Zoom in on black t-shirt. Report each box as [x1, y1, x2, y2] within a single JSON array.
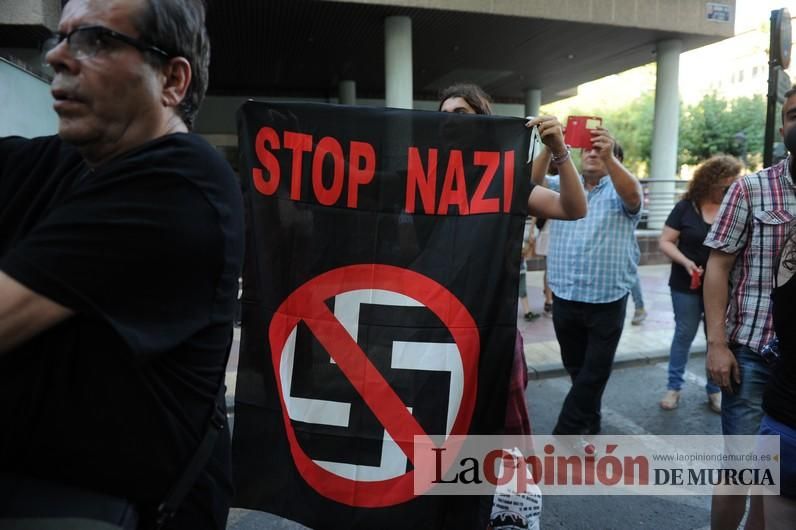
[[0, 134, 244, 529], [763, 268, 796, 427], [665, 199, 711, 294]]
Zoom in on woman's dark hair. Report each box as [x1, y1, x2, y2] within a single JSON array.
[[133, 0, 210, 130], [612, 142, 624, 163], [438, 83, 494, 115], [682, 154, 743, 205]]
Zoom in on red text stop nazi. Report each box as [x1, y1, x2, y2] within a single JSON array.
[[251, 127, 516, 215]]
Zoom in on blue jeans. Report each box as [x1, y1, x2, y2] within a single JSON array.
[[518, 271, 527, 299], [666, 290, 719, 394], [759, 415, 796, 497], [722, 345, 771, 435], [630, 276, 644, 309]]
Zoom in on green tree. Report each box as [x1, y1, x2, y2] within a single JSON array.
[[559, 93, 656, 176], [602, 91, 655, 176], [546, 91, 765, 175], [679, 93, 765, 166]]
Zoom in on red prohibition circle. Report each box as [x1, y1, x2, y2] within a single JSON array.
[[269, 264, 479, 507]]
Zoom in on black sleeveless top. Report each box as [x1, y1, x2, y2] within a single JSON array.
[[763, 270, 796, 427]]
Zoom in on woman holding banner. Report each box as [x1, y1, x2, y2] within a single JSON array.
[[438, 83, 586, 435], [438, 83, 586, 424], [439, 83, 585, 530], [438, 84, 587, 221]]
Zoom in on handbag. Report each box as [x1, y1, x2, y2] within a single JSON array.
[[0, 383, 227, 530]]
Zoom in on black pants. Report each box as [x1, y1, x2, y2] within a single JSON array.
[[551, 294, 628, 435]]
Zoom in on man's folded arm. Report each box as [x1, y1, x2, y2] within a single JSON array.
[[0, 270, 73, 355]]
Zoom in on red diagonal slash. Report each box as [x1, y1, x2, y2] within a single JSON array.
[[269, 264, 480, 507], [302, 302, 432, 465]]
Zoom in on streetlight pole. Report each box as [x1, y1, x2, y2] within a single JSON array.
[[764, 8, 792, 168]]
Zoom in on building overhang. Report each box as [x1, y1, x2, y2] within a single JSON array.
[[1, 0, 736, 105], [205, 0, 736, 104]]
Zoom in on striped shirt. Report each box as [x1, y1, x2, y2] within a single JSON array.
[[704, 157, 796, 353], [545, 175, 641, 303]]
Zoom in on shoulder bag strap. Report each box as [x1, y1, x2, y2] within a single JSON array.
[[155, 380, 228, 529]]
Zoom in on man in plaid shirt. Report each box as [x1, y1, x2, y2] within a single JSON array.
[[704, 87, 796, 529], [533, 128, 642, 437]]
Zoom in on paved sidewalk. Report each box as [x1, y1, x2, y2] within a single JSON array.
[[518, 263, 706, 379]]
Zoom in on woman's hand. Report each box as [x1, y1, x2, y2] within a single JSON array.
[[526, 115, 567, 156], [682, 260, 703, 277]]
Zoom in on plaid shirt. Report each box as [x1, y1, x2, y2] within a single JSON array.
[[545, 175, 641, 303], [704, 157, 796, 353]]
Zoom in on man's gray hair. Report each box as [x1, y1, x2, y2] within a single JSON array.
[[134, 0, 210, 130]]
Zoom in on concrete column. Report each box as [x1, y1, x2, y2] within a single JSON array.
[[339, 80, 356, 105], [384, 16, 413, 109], [647, 39, 682, 230], [0, 0, 60, 28], [524, 88, 541, 118]]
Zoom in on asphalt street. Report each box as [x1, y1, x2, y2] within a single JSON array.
[[227, 357, 738, 530], [528, 358, 721, 530]]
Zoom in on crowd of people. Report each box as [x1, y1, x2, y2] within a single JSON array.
[[0, 0, 794, 528], [516, 88, 796, 528], [441, 79, 796, 527]]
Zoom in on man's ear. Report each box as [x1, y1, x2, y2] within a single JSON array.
[[160, 57, 191, 109]]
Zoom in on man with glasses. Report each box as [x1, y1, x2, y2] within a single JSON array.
[[703, 88, 796, 529], [531, 128, 642, 440], [0, 1, 242, 529]]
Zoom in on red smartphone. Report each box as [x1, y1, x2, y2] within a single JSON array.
[[564, 116, 603, 149]]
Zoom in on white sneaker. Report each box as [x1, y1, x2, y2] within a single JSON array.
[[660, 389, 680, 410], [708, 392, 721, 414]]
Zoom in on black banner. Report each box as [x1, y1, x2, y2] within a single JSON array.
[[232, 101, 531, 529]]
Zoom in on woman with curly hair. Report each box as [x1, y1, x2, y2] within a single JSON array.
[[658, 154, 743, 412]]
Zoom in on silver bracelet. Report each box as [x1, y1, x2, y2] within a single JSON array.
[[550, 147, 571, 166]]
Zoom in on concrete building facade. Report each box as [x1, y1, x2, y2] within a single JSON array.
[[1, 0, 737, 223]]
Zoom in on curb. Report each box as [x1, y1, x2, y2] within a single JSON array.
[[226, 348, 709, 408], [527, 348, 707, 380]]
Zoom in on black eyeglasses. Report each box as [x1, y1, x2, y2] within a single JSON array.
[[42, 25, 170, 63]]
